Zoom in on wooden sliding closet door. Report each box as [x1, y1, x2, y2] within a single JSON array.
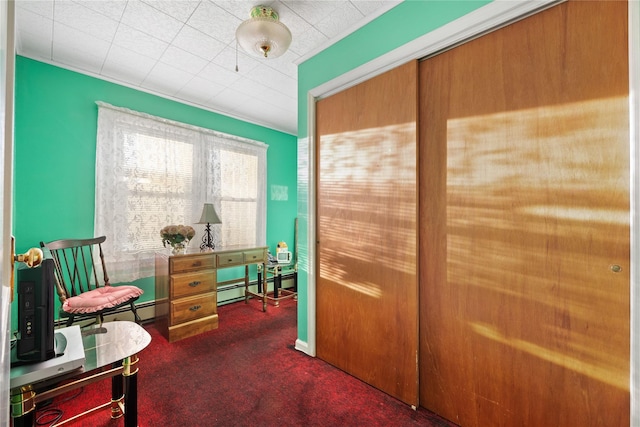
[[419, 1, 629, 426], [316, 61, 418, 405]]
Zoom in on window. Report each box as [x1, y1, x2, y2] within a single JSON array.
[[95, 102, 267, 283]]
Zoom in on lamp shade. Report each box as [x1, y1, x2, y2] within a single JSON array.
[[197, 203, 221, 225], [236, 6, 291, 58]]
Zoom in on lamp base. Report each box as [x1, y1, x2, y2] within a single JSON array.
[[200, 224, 215, 252]]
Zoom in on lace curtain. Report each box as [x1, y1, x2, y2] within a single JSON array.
[[95, 102, 267, 283]]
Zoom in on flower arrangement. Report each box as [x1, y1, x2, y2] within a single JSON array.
[[161, 225, 196, 254]]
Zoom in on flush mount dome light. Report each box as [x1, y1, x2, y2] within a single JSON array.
[[236, 5, 292, 58]]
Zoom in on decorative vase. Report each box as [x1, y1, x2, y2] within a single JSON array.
[[171, 240, 189, 255]]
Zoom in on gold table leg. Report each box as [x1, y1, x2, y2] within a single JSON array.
[[10, 385, 36, 426]]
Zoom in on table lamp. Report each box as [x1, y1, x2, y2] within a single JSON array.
[[197, 203, 222, 251]]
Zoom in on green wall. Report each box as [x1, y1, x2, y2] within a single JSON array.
[[12, 56, 297, 328], [295, 1, 491, 343]]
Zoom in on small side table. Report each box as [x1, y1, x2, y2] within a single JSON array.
[[10, 321, 151, 427], [257, 261, 297, 307]]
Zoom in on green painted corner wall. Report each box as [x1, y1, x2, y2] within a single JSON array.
[[295, 0, 491, 343], [12, 56, 297, 329]]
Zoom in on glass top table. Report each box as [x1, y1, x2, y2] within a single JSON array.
[[10, 321, 151, 427]]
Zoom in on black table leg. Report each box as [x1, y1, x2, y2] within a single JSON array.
[[123, 354, 139, 427], [274, 267, 281, 299], [293, 268, 298, 292], [111, 361, 124, 419]]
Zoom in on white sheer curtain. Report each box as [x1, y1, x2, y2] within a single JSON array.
[[95, 101, 267, 283]]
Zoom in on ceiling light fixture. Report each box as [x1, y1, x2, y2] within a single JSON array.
[[236, 5, 292, 59]]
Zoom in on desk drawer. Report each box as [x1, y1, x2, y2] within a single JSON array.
[[244, 249, 266, 263], [171, 293, 217, 324], [171, 270, 216, 299], [170, 254, 215, 274], [217, 252, 244, 267]]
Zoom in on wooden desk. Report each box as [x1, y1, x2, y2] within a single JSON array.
[[10, 322, 151, 427], [155, 246, 268, 342]]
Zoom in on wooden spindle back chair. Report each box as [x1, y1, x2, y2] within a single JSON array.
[[40, 236, 143, 327]]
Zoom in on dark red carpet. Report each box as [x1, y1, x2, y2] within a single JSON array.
[[37, 298, 457, 426]]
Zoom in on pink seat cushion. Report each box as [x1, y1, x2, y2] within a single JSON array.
[[62, 285, 143, 314]]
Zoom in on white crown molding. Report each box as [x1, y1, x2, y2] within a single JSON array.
[[309, 0, 563, 99]]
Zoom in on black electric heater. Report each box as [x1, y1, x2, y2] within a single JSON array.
[[15, 258, 56, 363]]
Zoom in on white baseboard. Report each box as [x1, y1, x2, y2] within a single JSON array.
[[295, 338, 311, 355]]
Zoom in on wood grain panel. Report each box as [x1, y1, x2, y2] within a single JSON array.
[[419, 1, 629, 425], [316, 60, 419, 405], [171, 270, 216, 299]]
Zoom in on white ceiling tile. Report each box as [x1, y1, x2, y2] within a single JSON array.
[[141, 0, 200, 23], [211, 45, 260, 74], [211, 1, 273, 21], [15, 8, 53, 57], [264, 50, 299, 79], [53, 1, 119, 42], [102, 45, 157, 85], [142, 62, 195, 95], [235, 79, 294, 109], [101, 67, 146, 87], [271, 2, 311, 35], [112, 24, 168, 60], [234, 97, 293, 126], [289, 25, 328, 56], [199, 61, 242, 87], [229, 76, 269, 99], [176, 75, 226, 104], [243, 65, 296, 98], [160, 45, 208, 74], [120, 1, 184, 43], [350, 1, 395, 16], [173, 25, 226, 61], [16, 0, 53, 19], [16, 0, 54, 19], [52, 42, 104, 74], [15, 3, 49, 26], [53, 23, 111, 63], [256, 89, 293, 111], [187, 1, 241, 45], [315, 2, 363, 38], [16, 30, 53, 60], [209, 87, 254, 113], [76, 0, 127, 21], [281, 0, 340, 26]]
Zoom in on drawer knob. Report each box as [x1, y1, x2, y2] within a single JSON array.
[[227, 259, 233, 262], [191, 261, 202, 267], [189, 281, 201, 287], [189, 305, 202, 312]]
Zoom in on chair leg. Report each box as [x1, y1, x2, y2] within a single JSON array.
[[130, 301, 142, 324]]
